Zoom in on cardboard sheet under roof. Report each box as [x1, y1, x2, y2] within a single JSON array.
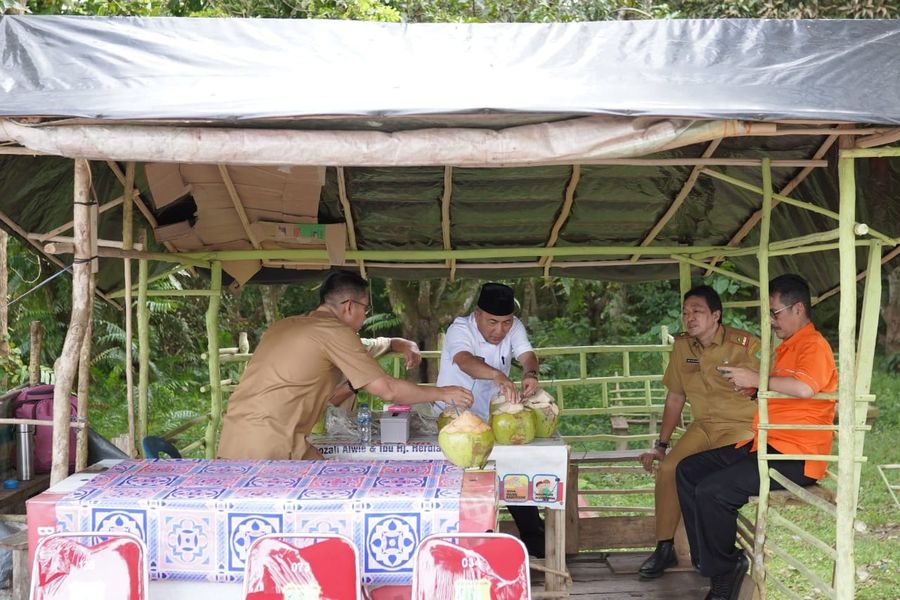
[[0, 16, 898, 296]]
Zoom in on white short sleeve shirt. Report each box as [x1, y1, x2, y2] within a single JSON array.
[[435, 313, 534, 421]]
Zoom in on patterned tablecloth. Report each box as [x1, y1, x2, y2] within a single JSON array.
[[312, 434, 569, 509], [26, 458, 497, 586]]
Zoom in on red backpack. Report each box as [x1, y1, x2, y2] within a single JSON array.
[[14, 384, 78, 474]]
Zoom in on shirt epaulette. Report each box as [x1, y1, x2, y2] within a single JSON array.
[[725, 327, 751, 347], [674, 332, 691, 342]]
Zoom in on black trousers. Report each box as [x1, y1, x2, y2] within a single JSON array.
[[507, 505, 544, 551], [675, 444, 815, 578]]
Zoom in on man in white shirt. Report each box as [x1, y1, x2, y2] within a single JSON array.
[[436, 283, 540, 420], [436, 282, 544, 557]]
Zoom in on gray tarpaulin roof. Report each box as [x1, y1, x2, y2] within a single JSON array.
[[0, 16, 898, 296], [3, 17, 900, 123]]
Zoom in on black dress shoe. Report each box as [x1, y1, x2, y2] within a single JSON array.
[[704, 551, 750, 600], [638, 540, 677, 579]]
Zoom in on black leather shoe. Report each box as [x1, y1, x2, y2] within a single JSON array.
[[638, 540, 677, 579], [704, 551, 750, 600]]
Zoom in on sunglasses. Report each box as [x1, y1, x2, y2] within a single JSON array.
[[769, 302, 797, 320]]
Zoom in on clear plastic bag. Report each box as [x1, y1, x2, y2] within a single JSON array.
[[410, 404, 438, 436]]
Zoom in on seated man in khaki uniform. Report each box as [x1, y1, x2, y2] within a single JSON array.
[[637, 285, 759, 578], [217, 270, 473, 460]]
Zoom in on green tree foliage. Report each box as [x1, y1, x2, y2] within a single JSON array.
[[23, 0, 900, 19]]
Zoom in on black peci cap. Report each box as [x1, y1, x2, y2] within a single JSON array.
[[476, 282, 515, 316]]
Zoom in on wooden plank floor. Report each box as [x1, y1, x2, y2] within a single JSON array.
[[534, 551, 711, 599]]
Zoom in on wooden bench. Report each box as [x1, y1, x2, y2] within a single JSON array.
[[565, 449, 654, 554], [0, 474, 51, 514]]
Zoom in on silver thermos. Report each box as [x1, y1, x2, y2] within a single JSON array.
[[16, 424, 34, 481]]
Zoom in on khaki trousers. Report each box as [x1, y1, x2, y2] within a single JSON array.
[[654, 420, 754, 539]]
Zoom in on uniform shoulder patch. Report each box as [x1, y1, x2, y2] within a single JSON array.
[[725, 328, 750, 347]]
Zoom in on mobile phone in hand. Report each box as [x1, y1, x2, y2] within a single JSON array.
[[716, 366, 731, 376]]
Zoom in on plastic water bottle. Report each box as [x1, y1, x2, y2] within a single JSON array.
[[357, 403, 372, 444]]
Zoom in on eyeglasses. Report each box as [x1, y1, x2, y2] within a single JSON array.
[[769, 302, 797, 320], [343, 299, 373, 316]]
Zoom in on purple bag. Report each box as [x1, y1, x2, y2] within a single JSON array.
[[14, 384, 78, 474]]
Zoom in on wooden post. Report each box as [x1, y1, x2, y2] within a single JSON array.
[[834, 146, 859, 599], [137, 233, 150, 447], [136, 254, 148, 442], [28, 321, 43, 386], [854, 241, 882, 500], [51, 158, 93, 485], [204, 261, 223, 458], [0, 229, 8, 389], [751, 157, 774, 597], [75, 272, 95, 472], [564, 462, 580, 555], [678, 261, 691, 299], [123, 162, 136, 457]]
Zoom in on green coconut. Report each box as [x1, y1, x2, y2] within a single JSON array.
[[310, 411, 326, 434], [491, 407, 536, 445], [437, 408, 458, 433], [525, 390, 560, 438], [437, 411, 495, 469]]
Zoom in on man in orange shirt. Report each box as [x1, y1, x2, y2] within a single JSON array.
[[675, 274, 837, 600]]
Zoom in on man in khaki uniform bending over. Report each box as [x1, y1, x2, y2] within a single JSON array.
[[217, 270, 473, 460], [637, 285, 759, 578]]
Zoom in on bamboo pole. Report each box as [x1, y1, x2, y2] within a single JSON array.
[[816, 245, 900, 305], [700, 168, 893, 244], [704, 132, 842, 275], [138, 248, 150, 449], [833, 147, 858, 599], [0, 209, 120, 309], [28, 321, 42, 385], [43, 242, 208, 268], [853, 128, 900, 149], [0, 418, 86, 428], [104, 161, 184, 257], [35, 193, 128, 242], [336, 167, 365, 278], [51, 158, 93, 485], [204, 261, 223, 459], [632, 139, 721, 262], [48, 242, 746, 262], [123, 162, 136, 458], [752, 157, 774, 597], [853, 242, 882, 506], [219, 165, 261, 249], [672, 255, 759, 288], [180, 245, 731, 261], [75, 270, 95, 471], [29, 234, 143, 250], [440, 166, 455, 280], [0, 229, 7, 389], [107, 264, 194, 298], [541, 164, 581, 278]]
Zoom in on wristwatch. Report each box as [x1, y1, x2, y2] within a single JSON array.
[[523, 370, 539, 379], [655, 439, 669, 451]]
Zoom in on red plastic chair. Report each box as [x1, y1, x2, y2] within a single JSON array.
[[411, 533, 531, 600], [29, 531, 149, 600], [243, 533, 363, 600]]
